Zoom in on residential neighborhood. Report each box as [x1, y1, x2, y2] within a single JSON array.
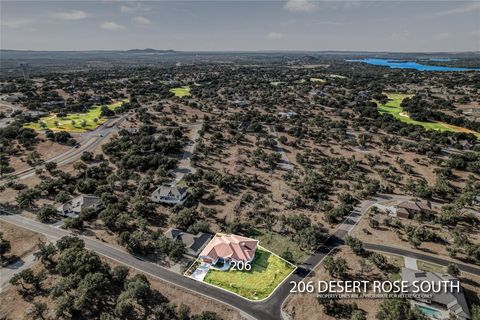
[[151, 183, 189, 205], [56, 194, 102, 217], [1, 1, 480, 319], [401, 267, 471, 320]]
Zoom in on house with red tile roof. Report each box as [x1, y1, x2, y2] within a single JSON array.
[[199, 233, 259, 265]]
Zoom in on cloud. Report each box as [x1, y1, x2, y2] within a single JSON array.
[[100, 21, 125, 31], [120, 3, 148, 14], [434, 32, 451, 40], [52, 10, 90, 20], [134, 16, 151, 25], [0, 18, 34, 29], [267, 32, 284, 40], [284, 0, 317, 12], [431, 2, 480, 17], [389, 30, 410, 41], [469, 30, 480, 38]]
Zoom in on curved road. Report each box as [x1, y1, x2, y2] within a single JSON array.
[[1, 212, 479, 320], [2, 196, 479, 320], [1, 115, 127, 183]]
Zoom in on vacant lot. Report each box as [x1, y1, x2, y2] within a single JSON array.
[[255, 231, 307, 264], [170, 86, 191, 97], [1, 221, 45, 262], [378, 93, 480, 138], [203, 247, 295, 300], [24, 100, 127, 132]]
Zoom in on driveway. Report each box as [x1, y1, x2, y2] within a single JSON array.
[[189, 262, 211, 282]]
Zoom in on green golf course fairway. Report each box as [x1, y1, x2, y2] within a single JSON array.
[[24, 99, 128, 133], [203, 247, 295, 301], [170, 86, 191, 97], [378, 93, 480, 138]]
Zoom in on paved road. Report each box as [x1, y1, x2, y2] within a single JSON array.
[[364, 243, 480, 276], [0, 198, 375, 320], [0, 98, 22, 128], [0, 213, 268, 320], [268, 126, 293, 171], [0, 115, 127, 183], [172, 122, 202, 184], [2, 197, 480, 319], [0, 253, 36, 291]]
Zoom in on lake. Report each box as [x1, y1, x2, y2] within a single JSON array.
[[346, 58, 479, 72]]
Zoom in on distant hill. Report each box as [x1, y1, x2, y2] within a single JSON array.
[[126, 48, 176, 54]]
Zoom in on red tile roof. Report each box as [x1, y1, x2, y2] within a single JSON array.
[[200, 234, 258, 262]]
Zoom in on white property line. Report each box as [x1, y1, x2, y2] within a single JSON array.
[[0, 216, 257, 320], [184, 240, 297, 304], [279, 199, 377, 320]]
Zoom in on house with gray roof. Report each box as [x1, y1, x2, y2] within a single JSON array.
[[57, 194, 102, 217], [164, 228, 212, 257], [401, 267, 471, 320], [396, 200, 436, 219], [151, 184, 189, 205]]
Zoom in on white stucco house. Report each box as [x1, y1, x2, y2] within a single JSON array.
[[151, 184, 189, 205], [57, 194, 102, 217]]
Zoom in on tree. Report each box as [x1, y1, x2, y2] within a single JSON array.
[[37, 204, 57, 223], [112, 265, 129, 286], [178, 304, 190, 320], [63, 216, 84, 230], [73, 272, 111, 315], [16, 188, 39, 208], [27, 301, 47, 320], [56, 246, 105, 277], [351, 309, 366, 320], [191, 311, 221, 320], [376, 299, 427, 320], [281, 250, 294, 263], [323, 256, 347, 278], [55, 191, 71, 204], [0, 232, 11, 261], [298, 225, 327, 250], [369, 218, 380, 229], [34, 240, 57, 268], [168, 240, 186, 261], [368, 252, 388, 271], [54, 294, 74, 319], [101, 106, 115, 117], [81, 151, 94, 162], [359, 259, 372, 276], [345, 236, 364, 255], [170, 208, 199, 230], [45, 161, 57, 172], [471, 305, 480, 320], [56, 236, 85, 252], [10, 268, 45, 296], [447, 263, 460, 277]]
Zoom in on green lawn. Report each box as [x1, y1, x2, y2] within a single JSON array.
[[417, 260, 446, 273], [378, 93, 480, 138], [170, 86, 191, 97], [24, 99, 128, 133], [203, 247, 296, 300], [255, 231, 307, 263]]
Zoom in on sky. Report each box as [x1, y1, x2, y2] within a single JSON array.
[[1, 0, 479, 52]]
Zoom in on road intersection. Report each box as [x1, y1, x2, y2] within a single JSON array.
[[2, 196, 479, 320]]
